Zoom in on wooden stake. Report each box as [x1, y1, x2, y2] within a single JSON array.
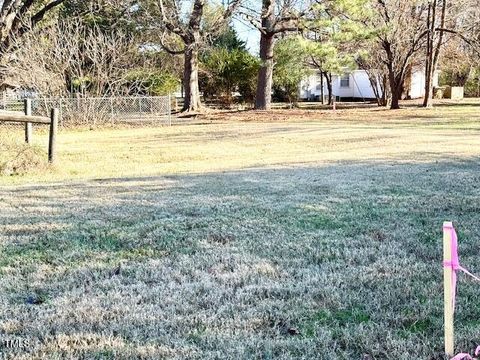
[[443, 221, 454, 356], [24, 99, 32, 144], [48, 108, 59, 164]]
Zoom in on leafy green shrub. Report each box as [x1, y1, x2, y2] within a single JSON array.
[[464, 68, 480, 97], [200, 48, 260, 104], [125, 70, 180, 96], [273, 37, 311, 104], [440, 67, 480, 98]]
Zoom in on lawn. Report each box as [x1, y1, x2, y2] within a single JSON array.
[[1, 101, 480, 359]]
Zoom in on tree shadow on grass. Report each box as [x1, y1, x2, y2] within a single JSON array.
[[1, 159, 480, 359]]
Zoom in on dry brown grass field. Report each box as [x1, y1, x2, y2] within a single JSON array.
[[1, 100, 480, 359]]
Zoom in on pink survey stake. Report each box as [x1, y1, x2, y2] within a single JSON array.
[[443, 223, 480, 309], [443, 223, 480, 360]]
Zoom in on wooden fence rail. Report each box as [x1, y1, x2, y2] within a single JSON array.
[[0, 112, 50, 124], [0, 99, 59, 163]]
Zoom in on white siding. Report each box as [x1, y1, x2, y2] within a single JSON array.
[[299, 71, 378, 100], [299, 68, 439, 101], [335, 73, 352, 98], [299, 73, 322, 100], [350, 71, 376, 99], [433, 71, 439, 88], [409, 70, 426, 99], [409, 69, 440, 99]]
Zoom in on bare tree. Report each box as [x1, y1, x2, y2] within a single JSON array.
[[460, 1, 480, 52], [425, 0, 480, 102], [440, 38, 475, 87], [7, 20, 140, 96], [365, 1, 429, 109], [423, 0, 447, 107], [357, 47, 390, 107], [153, 0, 241, 112], [240, 0, 311, 110], [0, 0, 65, 59], [364, 0, 478, 109]]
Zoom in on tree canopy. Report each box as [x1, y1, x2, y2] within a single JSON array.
[[1, 0, 480, 111]]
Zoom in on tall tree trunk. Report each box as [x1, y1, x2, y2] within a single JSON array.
[[390, 87, 402, 109], [365, 71, 382, 106], [382, 41, 407, 109], [423, 66, 434, 107], [380, 75, 389, 107], [423, 0, 435, 107], [320, 72, 324, 104], [423, 0, 446, 108], [403, 64, 413, 99], [322, 71, 333, 105], [389, 70, 403, 110], [255, 33, 275, 110], [183, 46, 202, 112], [254, 0, 276, 110]]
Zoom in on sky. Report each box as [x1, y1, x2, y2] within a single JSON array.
[[179, 0, 261, 55], [233, 18, 260, 54]]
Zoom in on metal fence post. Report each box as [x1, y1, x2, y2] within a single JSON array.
[[59, 98, 63, 128], [168, 94, 172, 126], [91, 98, 96, 127], [110, 97, 114, 125], [150, 97, 155, 126]]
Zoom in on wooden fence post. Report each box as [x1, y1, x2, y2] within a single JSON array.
[[443, 221, 454, 356], [48, 108, 59, 163], [24, 99, 32, 144]]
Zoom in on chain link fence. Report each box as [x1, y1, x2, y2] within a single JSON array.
[[0, 95, 174, 127], [0, 97, 25, 134]]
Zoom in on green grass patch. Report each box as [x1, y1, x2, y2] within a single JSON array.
[[2, 102, 480, 358]]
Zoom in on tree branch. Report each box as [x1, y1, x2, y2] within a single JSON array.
[[238, 10, 265, 34], [159, 32, 185, 55], [436, 27, 480, 54], [28, 0, 64, 30]]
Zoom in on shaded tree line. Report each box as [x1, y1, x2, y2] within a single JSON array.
[[1, 0, 480, 112]]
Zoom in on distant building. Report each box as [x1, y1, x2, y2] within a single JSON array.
[[299, 67, 440, 101], [0, 80, 20, 99], [0, 79, 38, 101]]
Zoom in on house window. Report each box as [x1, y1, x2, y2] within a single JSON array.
[[340, 74, 350, 88]]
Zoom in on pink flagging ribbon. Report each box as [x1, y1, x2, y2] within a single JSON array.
[[443, 223, 480, 310], [450, 346, 480, 360], [443, 224, 480, 360]]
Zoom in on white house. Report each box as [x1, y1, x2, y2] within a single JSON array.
[[299, 68, 439, 101]]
